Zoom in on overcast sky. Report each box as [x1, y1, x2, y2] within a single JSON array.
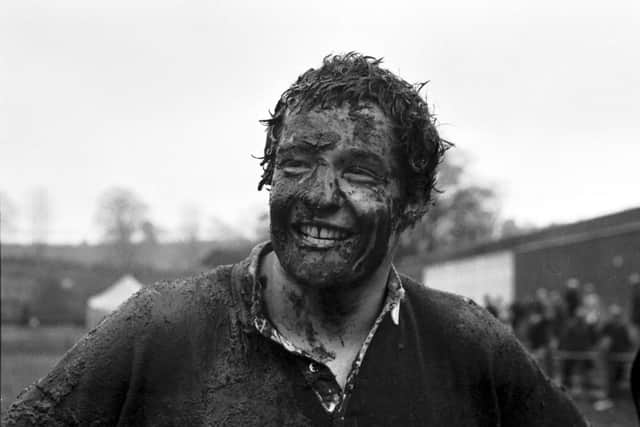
[[1, 0, 639, 243]]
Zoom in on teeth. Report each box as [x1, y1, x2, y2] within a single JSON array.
[[301, 225, 314, 237], [298, 224, 348, 240]]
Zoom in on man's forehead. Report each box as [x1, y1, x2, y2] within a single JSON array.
[[283, 102, 388, 126], [279, 103, 395, 154]]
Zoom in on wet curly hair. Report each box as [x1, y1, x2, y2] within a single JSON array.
[[257, 52, 450, 229]]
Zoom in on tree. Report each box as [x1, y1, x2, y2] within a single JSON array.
[[180, 204, 201, 243], [95, 187, 148, 266], [396, 155, 499, 260], [206, 216, 243, 241], [180, 204, 201, 268], [254, 211, 270, 243], [0, 191, 18, 243], [499, 218, 537, 238], [29, 188, 52, 255], [140, 220, 158, 245]]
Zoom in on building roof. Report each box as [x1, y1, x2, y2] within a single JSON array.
[[421, 207, 640, 265]]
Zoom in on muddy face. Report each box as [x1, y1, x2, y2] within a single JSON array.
[[269, 102, 404, 289]]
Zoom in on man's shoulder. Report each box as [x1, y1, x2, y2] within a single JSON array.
[[399, 274, 512, 347], [150, 264, 235, 303], [118, 264, 240, 329]]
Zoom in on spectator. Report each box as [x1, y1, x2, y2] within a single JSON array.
[[549, 290, 568, 342], [531, 288, 550, 315], [632, 349, 640, 420], [527, 311, 554, 376], [564, 278, 581, 317], [510, 299, 530, 343], [483, 294, 500, 319], [583, 283, 602, 327], [631, 274, 640, 330], [558, 307, 596, 392], [599, 305, 634, 399], [493, 296, 510, 324], [527, 288, 555, 375]]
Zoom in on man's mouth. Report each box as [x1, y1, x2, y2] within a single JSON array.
[[292, 222, 354, 248]]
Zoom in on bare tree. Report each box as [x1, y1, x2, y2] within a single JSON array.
[[180, 204, 201, 243], [254, 210, 270, 243], [207, 216, 242, 241], [140, 220, 159, 245], [95, 187, 147, 266], [0, 191, 18, 243], [500, 218, 537, 238], [180, 204, 202, 268], [396, 156, 499, 260], [29, 188, 52, 255]]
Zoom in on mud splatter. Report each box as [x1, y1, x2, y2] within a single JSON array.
[[349, 107, 377, 143], [286, 288, 305, 318], [303, 322, 336, 362], [302, 130, 341, 149]]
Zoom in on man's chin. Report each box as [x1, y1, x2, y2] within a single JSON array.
[[287, 268, 355, 290], [279, 249, 364, 289]]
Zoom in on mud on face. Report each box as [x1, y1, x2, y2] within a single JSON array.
[[269, 102, 404, 289]]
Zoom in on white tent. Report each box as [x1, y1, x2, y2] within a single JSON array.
[[86, 274, 143, 329]]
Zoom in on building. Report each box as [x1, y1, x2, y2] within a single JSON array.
[[417, 208, 640, 312]]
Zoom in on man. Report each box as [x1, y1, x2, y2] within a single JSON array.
[[632, 348, 640, 420], [4, 53, 587, 426], [565, 278, 582, 317], [599, 305, 634, 400], [558, 307, 596, 393]]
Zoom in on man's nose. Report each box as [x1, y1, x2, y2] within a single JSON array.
[[303, 165, 341, 211]]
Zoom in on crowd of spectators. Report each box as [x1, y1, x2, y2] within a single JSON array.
[[483, 279, 639, 410]]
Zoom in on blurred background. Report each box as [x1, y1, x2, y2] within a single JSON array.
[[1, 0, 639, 424]]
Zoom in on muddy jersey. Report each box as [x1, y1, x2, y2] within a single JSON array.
[[4, 244, 587, 427]]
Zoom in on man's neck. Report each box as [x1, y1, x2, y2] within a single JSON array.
[[260, 251, 391, 365]]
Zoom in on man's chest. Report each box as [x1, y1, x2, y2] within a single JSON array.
[[135, 331, 498, 427], [128, 340, 311, 426]]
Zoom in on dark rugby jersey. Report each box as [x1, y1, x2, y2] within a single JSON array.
[[4, 243, 587, 426]]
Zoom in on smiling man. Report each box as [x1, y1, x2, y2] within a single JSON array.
[[4, 53, 587, 426], [262, 100, 405, 393]]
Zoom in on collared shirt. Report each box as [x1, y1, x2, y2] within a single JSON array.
[[247, 242, 405, 413]]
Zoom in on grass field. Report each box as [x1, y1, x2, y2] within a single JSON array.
[[1, 325, 85, 415], [1, 325, 637, 425]]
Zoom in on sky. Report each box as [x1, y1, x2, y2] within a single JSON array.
[[1, 0, 639, 243]]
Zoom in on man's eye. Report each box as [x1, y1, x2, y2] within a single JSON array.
[[343, 167, 380, 184], [280, 160, 311, 175]]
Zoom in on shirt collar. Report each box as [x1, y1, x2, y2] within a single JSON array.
[[245, 241, 405, 331]]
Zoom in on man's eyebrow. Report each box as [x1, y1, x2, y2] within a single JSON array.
[[276, 145, 389, 169], [342, 147, 386, 165], [276, 145, 312, 157]]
